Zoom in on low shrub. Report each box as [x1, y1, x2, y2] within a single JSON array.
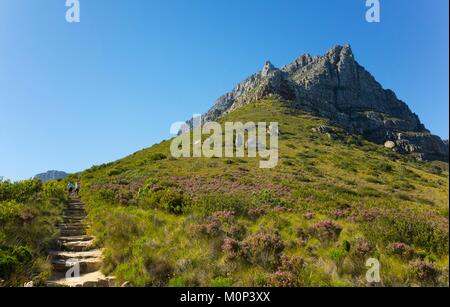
[[242, 230, 285, 269], [0, 180, 42, 203], [387, 242, 414, 259], [168, 276, 187, 287], [409, 260, 440, 284], [0, 246, 33, 279], [189, 194, 254, 217], [279, 255, 304, 275], [360, 209, 449, 256], [352, 238, 373, 259], [267, 271, 297, 287], [209, 277, 233, 287], [247, 207, 267, 220], [222, 237, 240, 260], [149, 153, 167, 161], [309, 220, 343, 242], [137, 186, 188, 215], [329, 247, 348, 270], [108, 168, 126, 177]]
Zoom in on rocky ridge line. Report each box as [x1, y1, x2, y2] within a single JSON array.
[[195, 45, 448, 161]]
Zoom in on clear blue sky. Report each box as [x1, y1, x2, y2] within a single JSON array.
[[0, 0, 448, 181]]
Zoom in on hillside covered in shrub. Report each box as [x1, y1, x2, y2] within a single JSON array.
[[0, 179, 66, 286], [75, 98, 449, 287]]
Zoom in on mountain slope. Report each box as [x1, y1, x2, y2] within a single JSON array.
[[197, 45, 448, 161], [78, 98, 449, 287], [34, 170, 68, 182]]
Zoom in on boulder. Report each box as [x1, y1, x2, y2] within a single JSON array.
[[384, 141, 396, 149]]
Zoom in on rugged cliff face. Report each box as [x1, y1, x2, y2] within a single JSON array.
[[198, 45, 448, 161]]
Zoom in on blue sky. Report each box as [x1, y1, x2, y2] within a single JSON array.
[[0, 0, 448, 181]]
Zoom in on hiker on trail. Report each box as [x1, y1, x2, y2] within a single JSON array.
[[67, 182, 74, 195], [75, 182, 80, 195]]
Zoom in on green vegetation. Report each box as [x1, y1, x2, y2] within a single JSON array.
[[0, 179, 66, 286], [74, 98, 449, 287], [2, 98, 448, 287]]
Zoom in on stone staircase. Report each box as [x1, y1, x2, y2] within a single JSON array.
[[47, 198, 115, 287]]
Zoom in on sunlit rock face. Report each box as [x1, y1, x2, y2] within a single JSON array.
[[191, 45, 448, 161]]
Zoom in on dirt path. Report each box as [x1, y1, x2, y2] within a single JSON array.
[[47, 197, 115, 287]]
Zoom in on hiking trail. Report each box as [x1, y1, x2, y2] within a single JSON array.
[[47, 197, 115, 287]]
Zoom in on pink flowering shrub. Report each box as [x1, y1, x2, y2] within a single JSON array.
[[273, 206, 294, 213], [242, 230, 285, 269], [410, 260, 440, 283], [353, 238, 373, 258], [247, 207, 267, 220], [279, 255, 304, 274], [309, 220, 343, 242], [388, 242, 414, 259], [332, 209, 350, 219], [267, 271, 297, 287], [212, 210, 235, 222], [222, 237, 240, 260]]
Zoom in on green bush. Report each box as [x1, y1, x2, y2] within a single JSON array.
[[160, 190, 187, 215], [329, 247, 348, 268], [209, 277, 233, 287], [137, 185, 188, 215], [149, 153, 167, 161], [361, 210, 449, 255], [0, 246, 33, 279], [43, 181, 67, 202], [242, 230, 285, 270], [0, 180, 42, 202], [0, 179, 64, 286], [168, 276, 187, 287], [108, 168, 126, 177], [373, 161, 393, 173]]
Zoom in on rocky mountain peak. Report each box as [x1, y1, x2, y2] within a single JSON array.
[[326, 44, 354, 59], [193, 45, 449, 161], [34, 170, 68, 182], [261, 61, 277, 77]]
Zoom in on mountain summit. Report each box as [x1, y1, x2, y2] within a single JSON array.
[[200, 45, 448, 161]]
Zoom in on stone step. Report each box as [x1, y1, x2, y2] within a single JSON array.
[[58, 223, 88, 229], [50, 250, 102, 260], [69, 201, 84, 205], [50, 250, 103, 274], [63, 213, 86, 218], [63, 212, 87, 218], [62, 216, 86, 222], [60, 229, 87, 237], [47, 271, 115, 288], [51, 258, 102, 275], [58, 223, 86, 228], [58, 235, 94, 243], [67, 206, 85, 210], [61, 240, 95, 252], [58, 227, 86, 233], [63, 214, 85, 219], [58, 221, 86, 226], [66, 209, 85, 213]]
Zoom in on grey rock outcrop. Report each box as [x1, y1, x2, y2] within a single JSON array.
[[34, 170, 68, 182], [194, 45, 448, 161]]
